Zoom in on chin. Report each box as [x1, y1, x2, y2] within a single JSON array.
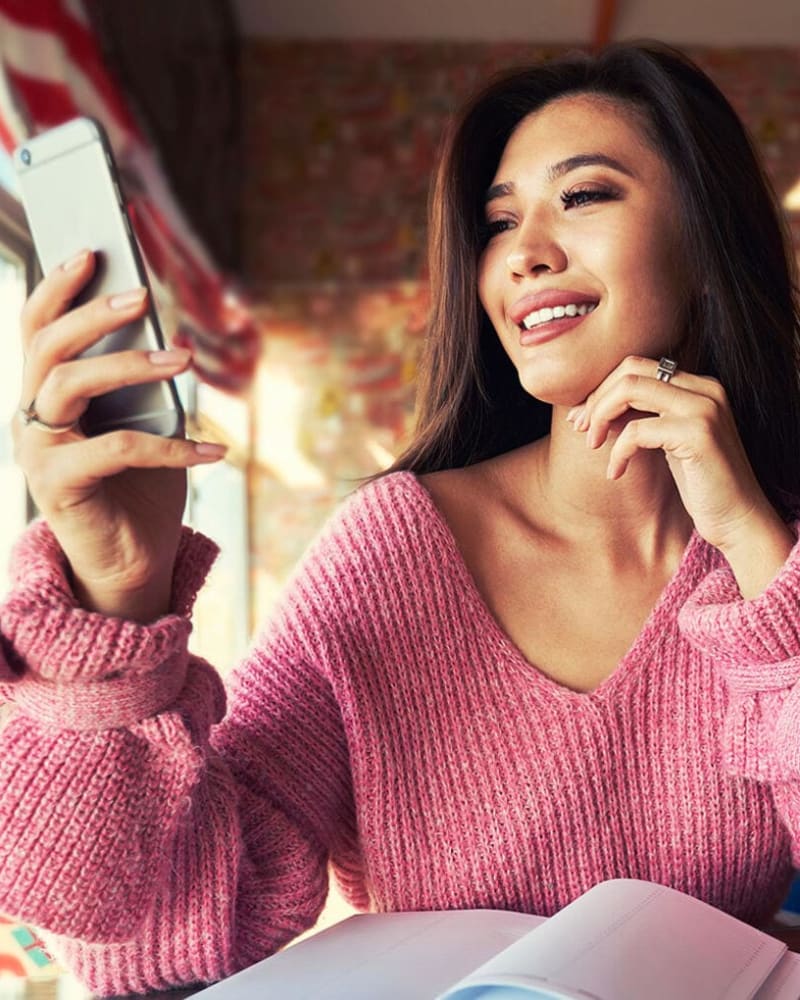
[[515, 367, 596, 408]]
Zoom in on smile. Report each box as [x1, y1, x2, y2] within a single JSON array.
[[520, 302, 597, 330]]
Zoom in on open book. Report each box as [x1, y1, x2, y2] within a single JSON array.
[[193, 878, 800, 1000]]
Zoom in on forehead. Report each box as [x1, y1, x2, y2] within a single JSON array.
[[495, 93, 665, 180]]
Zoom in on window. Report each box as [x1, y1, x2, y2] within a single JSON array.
[[0, 181, 36, 588]]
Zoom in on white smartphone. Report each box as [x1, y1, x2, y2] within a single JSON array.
[[13, 116, 184, 437]]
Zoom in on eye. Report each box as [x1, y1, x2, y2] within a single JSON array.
[[560, 185, 619, 210], [479, 218, 514, 244]]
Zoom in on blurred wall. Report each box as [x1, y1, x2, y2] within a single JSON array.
[[240, 41, 800, 622]]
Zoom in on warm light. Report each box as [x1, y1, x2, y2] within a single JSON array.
[[784, 177, 800, 212], [255, 362, 327, 491]]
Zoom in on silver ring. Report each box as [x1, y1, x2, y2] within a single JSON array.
[[19, 399, 78, 434], [655, 357, 678, 384]]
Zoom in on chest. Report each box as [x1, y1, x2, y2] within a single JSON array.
[[468, 535, 675, 692]]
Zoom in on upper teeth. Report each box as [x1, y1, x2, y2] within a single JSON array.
[[521, 302, 596, 330]]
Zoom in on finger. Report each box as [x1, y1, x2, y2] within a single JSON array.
[[22, 286, 149, 406], [606, 415, 693, 480], [22, 432, 227, 503], [585, 376, 717, 450], [29, 347, 192, 429], [568, 355, 725, 429], [20, 249, 95, 349]]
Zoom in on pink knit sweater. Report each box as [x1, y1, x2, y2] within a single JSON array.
[[1, 471, 800, 995]]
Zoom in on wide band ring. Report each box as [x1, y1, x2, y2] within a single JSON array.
[[19, 399, 78, 435], [655, 357, 678, 384]]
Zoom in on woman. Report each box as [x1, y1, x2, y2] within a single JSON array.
[[2, 41, 800, 996]]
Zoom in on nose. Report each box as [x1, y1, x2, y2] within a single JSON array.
[[505, 220, 568, 276]]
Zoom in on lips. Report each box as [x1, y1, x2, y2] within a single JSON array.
[[508, 290, 600, 328]]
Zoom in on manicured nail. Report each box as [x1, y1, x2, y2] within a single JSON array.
[[109, 288, 147, 310], [194, 442, 227, 458], [149, 349, 190, 366], [62, 249, 90, 271]]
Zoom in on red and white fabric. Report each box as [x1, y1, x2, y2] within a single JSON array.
[[0, 0, 259, 391]]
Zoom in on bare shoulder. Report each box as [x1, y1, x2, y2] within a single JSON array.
[[419, 458, 497, 515], [418, 446, 540, 544]]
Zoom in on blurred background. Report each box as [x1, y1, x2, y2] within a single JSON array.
[[0, 0, 799, 667], [1, 0, 800, 993]]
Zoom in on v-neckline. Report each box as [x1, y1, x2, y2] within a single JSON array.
[[403, 471, 710, 702]]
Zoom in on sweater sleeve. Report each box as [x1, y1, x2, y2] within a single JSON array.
[[0, 517, 357, 996], [678, 524, 800, 858]]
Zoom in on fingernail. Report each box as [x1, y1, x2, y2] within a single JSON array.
[[109, 288, 147, 310], [566, 407, 578, 422], [194, 442, 227, 458], [62, 249, 90, 271], [149, 349, 190, 366]]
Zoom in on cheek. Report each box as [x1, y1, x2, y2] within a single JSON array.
[[476, 246, 506, 321], [609, 224, 686, 321], [476, 252, 492, 315]]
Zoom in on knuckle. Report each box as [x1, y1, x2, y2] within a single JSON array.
[[26, 324, 55, 369], [44, 362, 70, 396], [620, 418, 641, 442], [110, 430, 139, 458], [695, 410, 717, 440], [706, 378, 728, 404], [698, 395, 722, 420], [625, 355, 648, 368]]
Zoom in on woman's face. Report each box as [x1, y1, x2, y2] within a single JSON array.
[[477, 93, 689, 408]]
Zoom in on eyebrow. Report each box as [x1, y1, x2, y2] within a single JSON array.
[[484, 153, 636, 204]]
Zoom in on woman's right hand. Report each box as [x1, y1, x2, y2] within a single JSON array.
[[12, 249, 227, 623]]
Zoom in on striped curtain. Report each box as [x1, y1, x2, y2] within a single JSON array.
[[0, 0, 259, 391]]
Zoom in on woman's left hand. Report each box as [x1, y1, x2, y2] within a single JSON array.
[[567, 354, 795, 595]]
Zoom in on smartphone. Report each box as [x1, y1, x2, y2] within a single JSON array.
[[13, 116, 184, 437]]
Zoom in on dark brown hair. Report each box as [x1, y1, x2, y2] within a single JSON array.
[[388, 41, 800, 518]]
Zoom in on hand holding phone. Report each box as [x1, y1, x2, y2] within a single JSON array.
[[10, 120, 226, 621], [14, 116, 184, 437]]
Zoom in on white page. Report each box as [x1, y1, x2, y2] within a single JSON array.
[[442, 880, 787, 1000], [191, 909, 544, 1000], [754, 950, 800, 999]]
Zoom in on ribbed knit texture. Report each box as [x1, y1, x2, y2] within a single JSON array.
[[1, 471, 800, 996]]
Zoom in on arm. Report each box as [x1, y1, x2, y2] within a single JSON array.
[[0, 520, 355, 996], [678, 525, 800, 824]]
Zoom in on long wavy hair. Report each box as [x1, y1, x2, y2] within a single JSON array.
[[386, 41, 800, 519]]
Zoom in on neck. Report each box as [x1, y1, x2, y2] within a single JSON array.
[[494, 404, 694, 565]]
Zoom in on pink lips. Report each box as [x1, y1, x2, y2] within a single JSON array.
[[508, 290, 600, 328]]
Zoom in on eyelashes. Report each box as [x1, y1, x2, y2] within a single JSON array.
[[479, 184, 620, 243], [559, 185, 619, 209], [480, 219, 513, 240]]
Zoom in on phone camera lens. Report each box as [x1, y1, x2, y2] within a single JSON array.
[[20, 148, 31, 165]]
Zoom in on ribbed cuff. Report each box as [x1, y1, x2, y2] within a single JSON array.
[[678, 524, 800, 691], [0, 520, 218, 685]]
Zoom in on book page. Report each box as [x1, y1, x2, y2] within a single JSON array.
[[192, 908, 545, 1000], [441, 879, 787, 1000], [754, 950, 800, 999]]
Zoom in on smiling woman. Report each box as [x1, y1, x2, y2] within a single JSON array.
[[2, 41, 800, 999]]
